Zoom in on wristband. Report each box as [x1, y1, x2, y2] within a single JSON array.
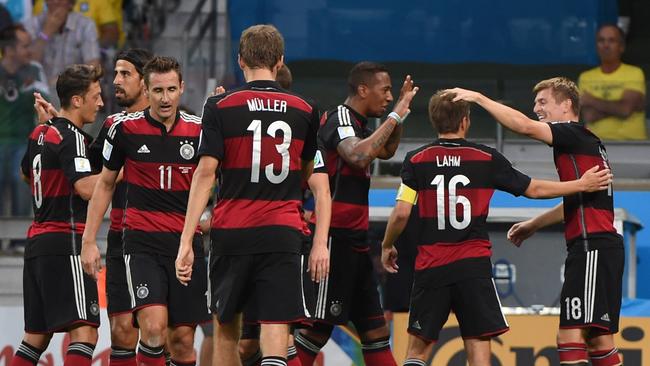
[[388, 111, 403, 124], [38, 31, 50, 42]]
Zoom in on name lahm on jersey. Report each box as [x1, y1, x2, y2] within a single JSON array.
[[246, 97, 288, 113], [436, 155, 461, 167]]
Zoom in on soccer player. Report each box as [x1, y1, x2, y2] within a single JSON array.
[[295, 62, 418, 366], [88, 48, 154, 366], [381, 90, 612, 366], [175, 24, 319, 366], [81, 56, 209, 366], [448, 78, 623, 366], [11, 64, 104, 366]]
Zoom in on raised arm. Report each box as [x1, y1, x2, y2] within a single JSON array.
[[446, 88, 554, 145], [176, 155, 219, 285], [337, 76, 418, 169]]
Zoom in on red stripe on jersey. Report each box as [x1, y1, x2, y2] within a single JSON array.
[[221, 136, 305, 170], [34, 169, 72, 197], [28, 221, 85, 237], [124, 208, 186, 233], [555, 153, 606, 181], [121, 119, 162, 136], [417, 188, 493, 218], [167, 119, 202, 137], [124, 159, 194, 191], [329, 201, 369, 231], [564, 207, 616, 242], [415, 239, 491, 270], [216, 90, 313, 114], [411, 146, 492, 164], [212, 199, 303, 230], [110, 208, 124, 232]]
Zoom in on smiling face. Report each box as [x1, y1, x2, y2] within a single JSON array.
[[533, 88, 571, 122], [145, 70, 183, 124], [362, 71, 393, 118]]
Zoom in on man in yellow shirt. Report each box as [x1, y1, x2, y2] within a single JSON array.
[[34, 0, 123, 48], [578, 24, 646, 140]]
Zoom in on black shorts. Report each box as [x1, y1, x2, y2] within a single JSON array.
[[560, 247, 624, 334], [408, 277, 509, 341], [23, 255, 100, 333], [210, 252, 309, 324], [124, 252, 210, 327], [312, 237, 385, 332], [106, 231, 131, 316]]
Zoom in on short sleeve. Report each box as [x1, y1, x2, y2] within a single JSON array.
[[624, 67, 646, 95], [21, 145, 31, 178], [318, 106, 363, 150], [197, 98, 224, 160], [301, 104, 320, 161], [89, 119, 112, 171], [57, 128, 94, 184], [396, 154, 418, 204], [313, 135, 328, 174], [490, 150, 531, 196], [548, 122, 583, 150], [102, 122, 126, 171]]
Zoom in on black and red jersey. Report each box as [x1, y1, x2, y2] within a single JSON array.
[[21, 118, 99, 258], [199, 80, 319, 255], [313, 104, 372, 246], [401, 138, 531, 285], [103, 109, 202, 256], [90, 112, 128, 256], [548, 121, 623, 250]]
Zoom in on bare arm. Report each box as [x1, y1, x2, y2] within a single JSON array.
[[523, 166, 612, 199], [176, 155, 219, 284], [581, 90, 645, 119], [337, 76, 418, 168], [73, 174, 100, 201], [307, 172, 331, 282], [29, 8, 68, 63], [507, 203, 564, 247], [447, 88, 554, 145], [380, 200, 413, 273], [80, 168, 119, 278]]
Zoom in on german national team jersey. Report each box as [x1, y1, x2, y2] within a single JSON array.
[[103, 109, 202, 256], [21, 118, 99, 258], [548, 121, 623, 249], [199, 80, 319, 255], [399, 138, 531, 285], [90, 112, 128, 255], [313, 104, 372, 245]]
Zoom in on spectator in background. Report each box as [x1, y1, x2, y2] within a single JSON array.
[[578, 24, 646, 140], [0, 24, 49, 217], [24, 0, 99, 106]]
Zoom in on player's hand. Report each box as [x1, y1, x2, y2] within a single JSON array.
[[175, 244, 194, 286], [381, 245, 399, 273], [444, 87, 483, 103], [391, 75, 419, 119], [210, 86, 226, 96], [580, 165, 612, 192], [507, 220, 537, 247], [308, 237, 329, 283], [33, 92, 57, 123], [80, 239, 102, 280]]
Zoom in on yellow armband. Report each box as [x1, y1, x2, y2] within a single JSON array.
[[396, 183, 418, 204]]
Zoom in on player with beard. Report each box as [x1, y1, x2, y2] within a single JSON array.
[[89, 48, 154, 366]]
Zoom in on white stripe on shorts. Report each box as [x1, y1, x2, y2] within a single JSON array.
[[124, 254, 136, 308]]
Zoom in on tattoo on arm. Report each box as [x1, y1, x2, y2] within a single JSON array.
[[371, 123, 396, 150]]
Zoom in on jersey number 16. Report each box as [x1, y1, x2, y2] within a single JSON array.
[[430, 174, 471, 230]]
